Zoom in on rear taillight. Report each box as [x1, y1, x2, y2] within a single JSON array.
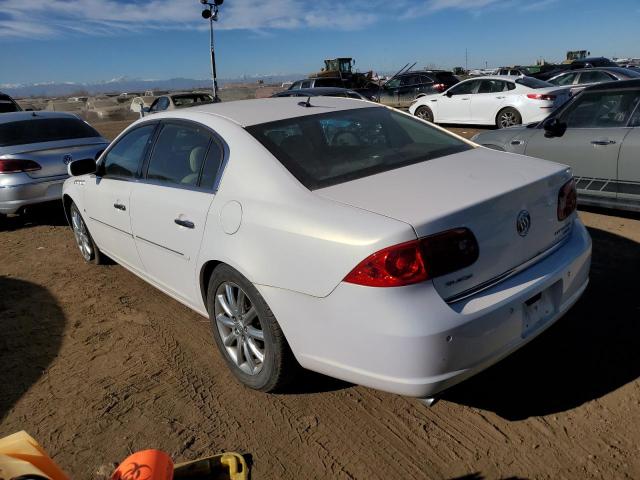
[[0, 159, 41, 174], [433, 83, 446, 92], [527, 93, 556, 101], [558, 178, 577, 221], [344, 228, 479, 287]]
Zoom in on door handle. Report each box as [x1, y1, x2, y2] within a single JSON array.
[[496, 96, 506, 99], [174, 218, 195, 229], [113, 203, 126, 211], [591, 140, 616, 146], [461, 98, 470, 101]]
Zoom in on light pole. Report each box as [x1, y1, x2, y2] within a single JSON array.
[[201, 0, 223, 102]]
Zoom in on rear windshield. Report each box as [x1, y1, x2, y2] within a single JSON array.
[[516, 77, 554, 89], [246, 107, 472, 190], [0, 118, 101, 147]]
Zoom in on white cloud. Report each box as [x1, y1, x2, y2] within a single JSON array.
[[0, 0, 562, 39]]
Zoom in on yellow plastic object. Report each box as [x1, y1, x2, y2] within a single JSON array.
[[0, 431, 69, 480], [173, 453, 248, 480]]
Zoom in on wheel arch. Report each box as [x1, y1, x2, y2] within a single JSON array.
[[199, 259, 256, 312], [495, 105, 522, 123], [62, 193, 74, 226]]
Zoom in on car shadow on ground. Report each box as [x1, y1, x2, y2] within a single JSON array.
[[0, 201, 68, 232], [280, 369, 352, 395], [444, 226, 640, 420], [0, 277, 67, 420]]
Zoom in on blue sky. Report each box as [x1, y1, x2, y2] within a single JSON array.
[[0, 0, 639, 85]]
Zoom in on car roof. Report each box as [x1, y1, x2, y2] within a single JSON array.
[[464, 75, 521, 81], [187, 97, 377, 127], [0, 111, 81, 125], [583, 78, 640, 92]]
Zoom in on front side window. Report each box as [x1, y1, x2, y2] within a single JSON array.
[[449, 80, 478, 95], [0, 118, 100, 147], [385, 78, 401, 89], [247, 107, 472, 190], [151, 97, 170, 112], [102, 124, 156, 178], [0, 95, 20, 113], [146, 123, 212, 187], [561, 90, 640, 128], [550, 73, 578, 86]]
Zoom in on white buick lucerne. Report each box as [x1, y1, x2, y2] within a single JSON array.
[[63, 97, 591, 402]]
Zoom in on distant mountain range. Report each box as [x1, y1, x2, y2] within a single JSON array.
[[0, 74, 302, 98]]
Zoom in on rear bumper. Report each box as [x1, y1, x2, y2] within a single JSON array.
[[258, 219, 592, 398], [0, 174, 67, 214]]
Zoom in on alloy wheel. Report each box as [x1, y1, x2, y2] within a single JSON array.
[[71, 208, 93, 261], [214, 282, 265, 375], [499, 111, 519, 128]]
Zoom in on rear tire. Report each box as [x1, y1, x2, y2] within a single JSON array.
[[70, 202, 105, 265], [414, 105, 434, 123], [496, 107, 522, 129], [207, 265, 297, 392]]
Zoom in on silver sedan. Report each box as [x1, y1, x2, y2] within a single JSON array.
[[0, 111, 108, 217]]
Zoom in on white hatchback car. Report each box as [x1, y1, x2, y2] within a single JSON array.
[[63, 97, 591, 402], [409, 76, 571, 128]]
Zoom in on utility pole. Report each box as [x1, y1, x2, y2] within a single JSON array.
[[200, 0, 224, 102], [465, 48, 468, 73]]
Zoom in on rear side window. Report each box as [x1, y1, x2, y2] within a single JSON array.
[[172, 94, 213, 107], [578, 71, 615, 84], [247, 107, 472, 190], [478, 80, 507, 93], [200, 142, 224, 190], [103, 124, 156, 178], [434, 72, 458, 84], [0, 117, 100, 147], [314, 78, 343, 88], [146, 123, 212, 187]]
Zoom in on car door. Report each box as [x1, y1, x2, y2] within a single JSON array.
[[525, 89, 638, 204], [84, 123, 157, 271], [434, 80, 479, 123], [616, 98, 640, 208], [470, 80, 509, 124], [129, 120, 224, 304]]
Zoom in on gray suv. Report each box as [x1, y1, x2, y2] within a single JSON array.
[[472, 80, 640, 212]]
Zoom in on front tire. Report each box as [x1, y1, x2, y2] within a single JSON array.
[[414, 105, 434, 123], [496, 107, 522, 129], [207, 265, 296, 392], [70, 202, 104, 265]]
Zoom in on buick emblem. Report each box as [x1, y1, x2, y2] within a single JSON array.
[[63, 154, 73, 165], [516, 210, 531, 237]]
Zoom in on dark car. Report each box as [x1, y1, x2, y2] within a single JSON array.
[[533, 57, 618, 81], [547, 67, 640, 96], [365, 70, 460, 108], [272, 87, 367, 100], [0, 92, 21, 114]]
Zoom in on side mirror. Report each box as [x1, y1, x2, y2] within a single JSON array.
[[140, 106, 150, 118], [543, 118, 567, 138], [67, 158, 97, 177]]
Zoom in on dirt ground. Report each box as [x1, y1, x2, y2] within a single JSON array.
[[1, 121, 639, 479]]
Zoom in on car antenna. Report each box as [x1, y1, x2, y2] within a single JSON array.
[[298, 96, 312, 108]]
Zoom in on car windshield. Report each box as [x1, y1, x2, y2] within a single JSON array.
[[516, 77, 554, 89], [246, 107, 472, 190], [0, 118, 101, 147]]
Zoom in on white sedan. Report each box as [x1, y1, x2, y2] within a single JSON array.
[[409, 75, 571, 128], [62, 97, 591, 402]]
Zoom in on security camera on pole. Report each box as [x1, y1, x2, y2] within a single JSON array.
[[201, 0, 223, 103]]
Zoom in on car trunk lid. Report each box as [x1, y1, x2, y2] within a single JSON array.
[[315, 148, 574, 300], [0, 138, 108, 179]]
